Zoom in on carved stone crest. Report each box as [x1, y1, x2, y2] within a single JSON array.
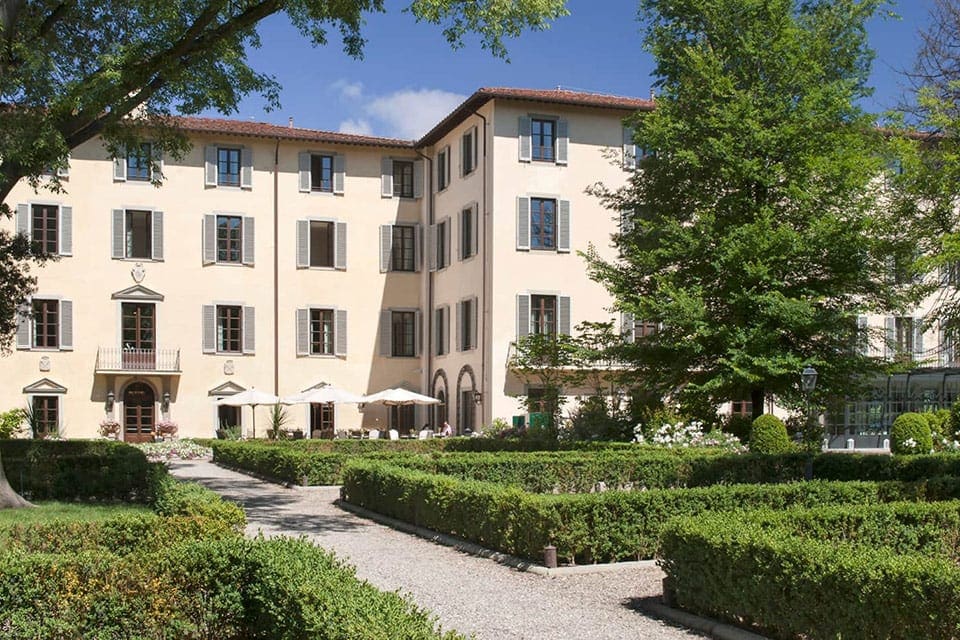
[[223, 360, 235, 375], [38, 356, 51, 372], [131, 263, 146, 283]]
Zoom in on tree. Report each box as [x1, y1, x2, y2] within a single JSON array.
[[888, 0, 960, 342], [584, 0, 912, 421], [509, 332, 579, 434], [0, 0, 568, 508]]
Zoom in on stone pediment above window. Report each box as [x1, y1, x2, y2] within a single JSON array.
[[111, 284, 164, 301], [208, 381, 246, 397], [22, 378, 67, 394]]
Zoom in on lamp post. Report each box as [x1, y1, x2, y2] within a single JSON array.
[[801, 365, 818, 480]]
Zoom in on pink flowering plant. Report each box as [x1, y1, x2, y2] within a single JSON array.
[[155, 420, 178, 436], [98, 418, 121, 437]]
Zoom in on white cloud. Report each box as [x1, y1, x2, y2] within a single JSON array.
[[331, 79, 364, 100], [338, 118, 374, 136], [364, 89, 467, 140]]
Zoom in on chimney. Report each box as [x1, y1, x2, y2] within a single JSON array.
[[649, 88, 656, 100], [288, 116, 294, 128]]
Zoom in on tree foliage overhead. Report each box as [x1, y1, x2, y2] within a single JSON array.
[[585, 0, 910, 419], [889, 0, 960, 339], [0, 0, 567, 354]]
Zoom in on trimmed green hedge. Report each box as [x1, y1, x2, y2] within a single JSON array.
[[659, 502, 960, 639], [341, 459, 960, 564], [0, 537, 465, 639], [0, 439, 157, 501], [212, 440, 352, 484]]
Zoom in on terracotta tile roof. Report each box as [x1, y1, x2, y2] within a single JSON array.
[[418, 87, 654, 146], [169, 115, 416, 149]]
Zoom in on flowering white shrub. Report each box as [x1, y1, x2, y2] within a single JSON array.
[[634, 420, 745, 452], [134, 440, 211, 463]]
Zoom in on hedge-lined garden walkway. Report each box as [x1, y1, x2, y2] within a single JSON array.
[[170, 459, 705, 640]]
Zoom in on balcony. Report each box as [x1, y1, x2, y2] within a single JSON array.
[[95, 347, 181, 374]]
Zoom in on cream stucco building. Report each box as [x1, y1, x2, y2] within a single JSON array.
[[1, 87, 656, 441]]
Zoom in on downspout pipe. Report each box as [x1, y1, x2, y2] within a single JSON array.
[[416, 149, 435, 417], [472, 110, 488, 427], [273, 137, 280, 395]]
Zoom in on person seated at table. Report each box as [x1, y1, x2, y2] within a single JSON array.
[[441, 421, 453, 437]]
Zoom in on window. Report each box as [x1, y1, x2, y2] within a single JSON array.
[[309, 221, 334, 267], [393, 160, 414, 198], [217, 147, 241, 186], [310, 154, 334, 192], [461, 207, 475, 259], [310, 403, 335, 439], [392, 311, 416, 357], [218, 405, 240, 430], [217, 305, 242, 353], [633, 320, 658, 341], [437, 147, 450, 191], [459, 298, 475, 351], [943, 262, 960, 286], [31, 396, 58, 437], [310, 308, 334, 355], [531, 295, 556, 336], [392, 225, 416, 272], [460, 390, 475, 432], [217, 215, 242, 263], [531, 118, 555, 162], [31, 204, 58, 254], [125, 210, 152, 259], [126, 143, 153, 181], [462, 128, 477, 175], [32, 299, 59, 348], [731, 399, 753, 417], [893, 316, 915, 361], [530, 198, 556, 250], [525, 388, 555, 420], [436, 307, 448, 356], [437, 219, 449, 269]]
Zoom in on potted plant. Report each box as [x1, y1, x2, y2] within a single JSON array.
[[99, 418, 122, 440], [156, 420, 179, 440]]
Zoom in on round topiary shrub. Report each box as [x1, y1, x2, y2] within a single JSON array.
[[749, 414, 792, 454], [890, 412, 933, 455]]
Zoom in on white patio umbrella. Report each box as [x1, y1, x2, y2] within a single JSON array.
[[217, 388, 281, 439], [282, 384, 365, 405], [361, 388, 441, 406]]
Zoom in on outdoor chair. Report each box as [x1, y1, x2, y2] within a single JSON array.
[[388, 429, 399, 440], [418, 429, 433, 439], [367, 429, 380, 440]]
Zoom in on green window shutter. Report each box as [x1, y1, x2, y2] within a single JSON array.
[[59, 300, 73, 350], [298, 152, 311, 193], [15, 302, 30, 349], [379, 310, 392, 356], [518, 116, 532, 162], [379, 224, 392, 273], [242, 306, 255, 354], [517, 294, 530, 339], [16, 204, 29, 238], [296, 220, 309, 268], [455, 301, 463, 352], [558, 296, 571, 336], [622, 126, 637, 170], [558, 200, 571, 252], [335, 309, 348, 356], [335, 222, 347, 270], [333, 154, 345, 194], [556, 119, 569, 165], [884, 316, 895, 360], [622, 312, 635, 343], [203, 214, 216, 265], [240, 147, 253, 188], [381, 158, 393, 197], [427, 224, 437, 272], [296, 309, 309, 356], [112, 209, 125, 259], [242, 217, 255, 265], [516, 197, 530, 250], [204, 146, 217, 186], [151, 210, 163, 261], [113, 153, 127, 181], [413, 160, 424, 199], [60, 206, 73, 256], [202, 305, 216, 353], [471, 297, 478, 350]]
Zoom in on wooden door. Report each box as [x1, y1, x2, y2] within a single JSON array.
[[123, 382, 155, 443], [121, 303, 155, 369]]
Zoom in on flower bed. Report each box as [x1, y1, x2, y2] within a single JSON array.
[[134, 439, 212, 463], [341, 459, 960, 564], [659, 501, 960, 639]]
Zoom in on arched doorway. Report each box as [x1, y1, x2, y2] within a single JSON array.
[[432, 369, 449, 429], [124, 381, 155, 443], [456, 365, 477, 435]]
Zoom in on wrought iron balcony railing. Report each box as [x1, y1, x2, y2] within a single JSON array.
[[95, 347, 181, 373]]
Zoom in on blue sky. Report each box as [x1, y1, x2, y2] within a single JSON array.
[[211, 0, 934, 140]]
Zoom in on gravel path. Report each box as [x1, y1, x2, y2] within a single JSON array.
[[169, 459, 705, 640]]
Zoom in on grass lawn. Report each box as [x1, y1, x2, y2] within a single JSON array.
[[0, 502, 151, 525]]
